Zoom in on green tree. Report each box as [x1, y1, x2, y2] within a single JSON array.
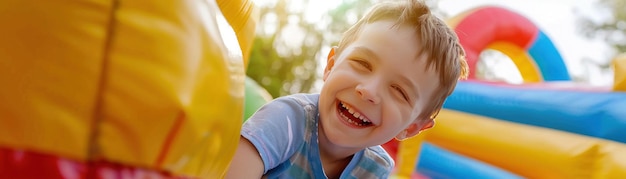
[[578, 0, 626, 59], [575, 0, 624, 83], [246, 0, 316, 98], [247, 0, 442, 98], [247, 0, 374, 98]]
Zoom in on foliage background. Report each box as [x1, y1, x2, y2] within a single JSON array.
[[246, 0, 625, 98], [577, 0, 626, 74]]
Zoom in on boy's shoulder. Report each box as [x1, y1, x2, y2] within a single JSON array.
[[363, 145, 394, 169], [278, 93, 320, 106], [345, 145, 394, 177]]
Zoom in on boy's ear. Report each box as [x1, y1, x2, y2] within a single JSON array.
[[396, 119, 434, 140], [323, 47, 337, 81]]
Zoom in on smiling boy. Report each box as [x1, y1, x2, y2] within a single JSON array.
[[226, 0, 468, 178]]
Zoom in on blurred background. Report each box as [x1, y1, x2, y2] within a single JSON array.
[[241, 2, 626, 177], [246, 0, 624, 98], [0, 0, 622, 178]]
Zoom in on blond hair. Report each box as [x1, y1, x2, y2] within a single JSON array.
[[336, 0, 469, 120]]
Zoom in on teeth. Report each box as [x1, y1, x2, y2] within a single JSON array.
[[341, 112, 361, 126], [341, 102, 371, 124]]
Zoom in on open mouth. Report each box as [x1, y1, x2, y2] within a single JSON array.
[[337, 101, 373, 127]]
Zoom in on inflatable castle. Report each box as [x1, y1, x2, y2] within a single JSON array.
[[1, 1, 624, 178]]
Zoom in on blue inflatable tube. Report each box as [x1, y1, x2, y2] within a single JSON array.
[[417, 142, 522, 179], [444, 82, 626, 143]]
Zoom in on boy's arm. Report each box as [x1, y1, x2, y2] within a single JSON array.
[[225, 95, 309, 178], [225, 137, 264, 178]]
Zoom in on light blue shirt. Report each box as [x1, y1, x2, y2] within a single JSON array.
[[241, 93, 393, 179]]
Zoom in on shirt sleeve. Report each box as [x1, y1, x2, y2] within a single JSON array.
[[240, 95, 307, 174]]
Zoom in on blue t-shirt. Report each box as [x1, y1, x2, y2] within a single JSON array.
[[241, 93, 393, 179]]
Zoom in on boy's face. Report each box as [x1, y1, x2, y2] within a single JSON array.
[[319, 20, 439, 149]]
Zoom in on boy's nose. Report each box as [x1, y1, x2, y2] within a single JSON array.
[[356, 84, 381, 104]]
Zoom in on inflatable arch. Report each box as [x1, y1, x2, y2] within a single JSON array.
[[449, 6, 571, 82]]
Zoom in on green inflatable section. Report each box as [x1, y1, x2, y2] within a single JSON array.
[[244, 76, 273, 121]]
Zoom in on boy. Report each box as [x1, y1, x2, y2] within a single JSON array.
[[226, 0, 468, 178]]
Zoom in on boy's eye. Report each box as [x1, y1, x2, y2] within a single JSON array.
[[351, 59, 372, 71], [392, 85, 409, 102]]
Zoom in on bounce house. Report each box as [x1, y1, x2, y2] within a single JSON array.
[[3, 0, 624, 178], [242, 5, 626, 179], [0, 0, 258, 178], [384, 6, 626, 179]]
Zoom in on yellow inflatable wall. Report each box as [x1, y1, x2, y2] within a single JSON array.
[[392, 133, 426, 179], [614, 53, 626, 91], [426, 109, 626, 179], [217, 0, 258, 68], [0, 0, 256, 178]]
